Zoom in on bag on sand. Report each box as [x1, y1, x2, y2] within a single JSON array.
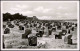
[[36, 30, 44, 37], [4, 28, 10, 34], [25, 29, 31, 35], [22, 34, 28, 39], [68, 39, 72, 44], [19, 26, 24, 30], [28, 36, 37, 46], [64, 34, 72, 44], [8, 24, 14, 28], [3, 25, 6, 28]]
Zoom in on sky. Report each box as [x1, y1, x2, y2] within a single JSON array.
[[1, 1, 78, 20]]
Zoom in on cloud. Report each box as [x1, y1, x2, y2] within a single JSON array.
[[9, 4, 33, 15], [9, 4, 29, 13], [34, 6, 52, 13], [2, 1, 77, 20], [38, 16, 57, 20], [10, 8, 21, 11], [64, 13, 69, 15], [16, 5, 28, 9], [57, 6, 68, 10], [21, 11, 33, 15]]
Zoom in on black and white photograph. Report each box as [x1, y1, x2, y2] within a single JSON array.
[[1, 1, 79, 50]]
